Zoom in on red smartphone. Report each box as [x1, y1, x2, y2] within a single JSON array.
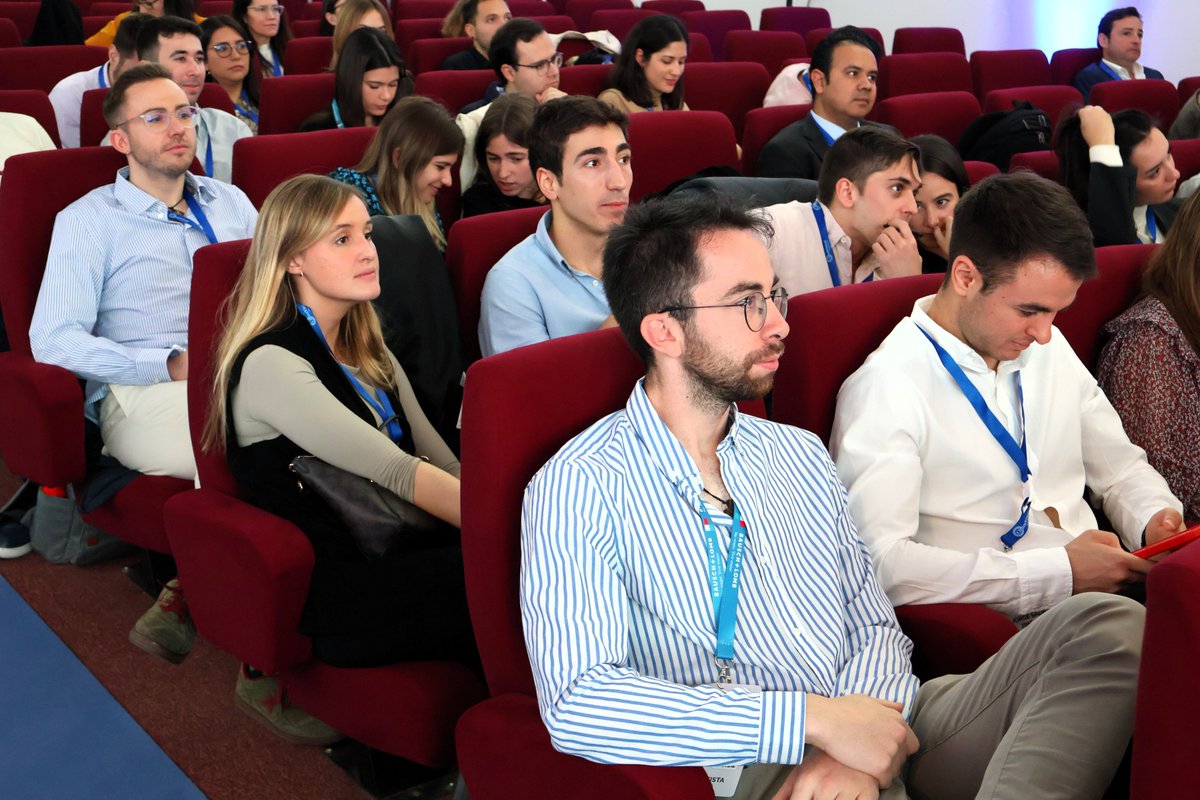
[[1132, 523, 1200, 560]]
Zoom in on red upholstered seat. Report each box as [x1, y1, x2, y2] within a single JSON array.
[[1049, 47, 1099, 86], [0, 1, 37, 40], [395, 17, 443, 56], [759, 6, 829, 37], [409, 37, 473, 75], [79, 83, 235, 150], [509, 0, 556, 15], [1172, 138, 1200, 181], [982, 84, 1083, 132], [299, 0, 324, 19], [165, 240, 484, 760], [970, 49, 1051, 102], [871, 90, 981, 144], [257, 72, 335, 134], [741, 103, 808, 176], [443, 205, 544, 363], [681, 61, 770, 140], [876, 52, 972, 101], [197, 0, 232, 14], [532, 14, 575, 33], [82, 14, 110, 38], [588, 8, 655, 40], [641, 0, 703, 15], [563, 0, 631, 30], [231, 126, 376, 207], [1007, 149, 1060, 182], [0, 90, 62, 147], [963, 160, 1000, 185], [89, 1, 130, 13], [627, 110, 738, 200], [1055, 243, 1151, 370], [555, 62, 611, 97], [678, 9, 750, 61], [891, 26, 965, 56], [724, 30, 806, 78], [0, 15, 20, 47], [414, 68, 493, 114], [289, 18, 321, 36], [686, 31, 711, 63], [281, 36, 333, 74], [393, 0, 454, 19], [1091, 78, 1182, 132], [0, 45, 108, 93], [1178, 76, 1200, 109], [806, 26, 885, 56]]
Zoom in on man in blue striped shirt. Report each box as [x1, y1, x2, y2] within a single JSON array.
[[521, 194, 1144, 798]]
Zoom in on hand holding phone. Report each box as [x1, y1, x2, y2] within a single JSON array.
[[1132, 523, 1200, 560]]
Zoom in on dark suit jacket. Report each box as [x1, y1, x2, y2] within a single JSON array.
[[756, 114, 899, 180], [1086, 161, 1179, 247], [1073, 62, 1165, 102]]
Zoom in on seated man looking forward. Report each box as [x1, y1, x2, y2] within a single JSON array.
[[478, 96, 628, 356], [1073, 6, 1165, 102], [521, 192, 1144, 799]]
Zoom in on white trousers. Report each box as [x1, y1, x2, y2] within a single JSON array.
[[99, 382, 196, 481]]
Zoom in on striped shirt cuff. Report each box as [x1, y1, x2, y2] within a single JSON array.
[[135, 347, 175, 384], [757, 690, 807, 763]]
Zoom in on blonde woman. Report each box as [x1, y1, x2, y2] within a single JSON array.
[[328, 0, 393, 71], [206, 175, 474, 691], [329, 96, 463, 249]]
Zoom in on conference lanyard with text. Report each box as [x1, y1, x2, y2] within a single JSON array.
[[296, 303, 404, 443], [236, 90, 259, 125], [917, 326, 1032, 550], [700, 500, 747, 684], [167, 191, 218, 245], [331, 99, 345, 129], [811, 201, 872, 288]]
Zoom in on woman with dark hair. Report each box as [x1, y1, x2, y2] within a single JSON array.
[[598, 15, 689, 114], [299, 27, 410, 132], [201, 15, 261, 134], [461, 94, 545, 218], [330, 96, 464, 249], [1054, 104, 1181, 246], [318, 0, 343, 36], [911, 134, 970, 273], [327, 0, 393, 71], [233, 0, 292, 78], [86, 0, 199, 47], [1098, 190, 1200, 524]]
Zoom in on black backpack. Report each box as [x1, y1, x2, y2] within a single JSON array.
[[957, 101, 1052, 171]]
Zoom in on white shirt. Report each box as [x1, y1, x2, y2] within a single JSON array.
[[830, 297, 1180, 618], [455, 101, 490, 190], [760, 200, 880, 296], [100, 107, 252, 184], [49, 63, 109, 148], [1101, 58, 1146, 80], [0, 112, 56, 186]]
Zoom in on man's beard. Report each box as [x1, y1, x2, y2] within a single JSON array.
[[681, 331, 785, 416]]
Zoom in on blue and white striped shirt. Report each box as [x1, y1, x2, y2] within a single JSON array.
[[30, 168, 258, 418], [520, 381, 917, 767]]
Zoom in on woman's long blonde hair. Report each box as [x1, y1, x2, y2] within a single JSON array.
[[204, 174, 396, 452]]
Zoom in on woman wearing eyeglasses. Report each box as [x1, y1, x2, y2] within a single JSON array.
[[86, 0, 201, 47], [328, 0, 394, 72], [232, 0, 292, 78], [299, 27, 411, 132], [201, 16, 260, 134]]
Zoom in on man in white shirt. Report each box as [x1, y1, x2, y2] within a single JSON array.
[[761, 126, 922, 296], [831, 171, 1183, 622], [1074, 6, 1165, 101], [49, 12, 148, 148]]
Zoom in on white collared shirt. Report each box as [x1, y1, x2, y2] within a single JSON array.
[[830, 297, 1181, 617], [810, 110, 852, 142], [1101, 58, 1146, 80], [760, 200, 880, 296], [49, 63, 108, 148]]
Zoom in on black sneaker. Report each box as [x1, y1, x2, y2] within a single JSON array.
[[0, 520, 32, 559]]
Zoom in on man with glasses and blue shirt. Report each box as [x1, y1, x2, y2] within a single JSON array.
[[522, 192, 1145, 799], [31, 64, 257, 664]]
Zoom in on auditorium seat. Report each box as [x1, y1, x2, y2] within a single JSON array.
[[197, 0, 232, 14], [231, 126, 375, 207], [678, 9, 751, 61], [443, 205, 544, 364], [555, 63, 611, 97], [0, 15, 19, 47], [414, 68, 494, 115], [1090, 78, 1182, 132], [876, 52, 972, 101], [641, 0, 703, 15], [0, 46, 108, 93], [963, 160, 1000, 185], [393, 0, 455, 19], [82, 15, 110, 39], [1178, 76, 1200, 110], [970, 49, 1051, 103], [806, 26, 885, 57], [687, 31, 712, 63], [1007, 149, 1060, 182], [299, 0, 324, 18], [0, 90, 62, 147], [88, 1, 130, 14], [682, 61, 770, 140], [1171, 138, 1200, 182], [289, 18, 320, 36], [508, 0, 555, 15], [741, 103, 808, 176], [79, 83, 235, 151], [982, 85, 1083, 132], [627, 110, 738, 201], [891, 26, 965, 56], [0, 1, 37, 40], [532, 14, 575, 33], [724, 30, 806, 78], [1049, 47, 1099, 86], [164, 239, 485, 766], [563, 0, 631, 31], [257, 72, 335, 134], [395, 18, 444, 56], [588, 8, 655, 40], [759, 6, 830, 38], [409, 37, 473, 75], [871, 91, 981, 145], [1055, 243, 1149, 370], [281, 36, 333, 74]]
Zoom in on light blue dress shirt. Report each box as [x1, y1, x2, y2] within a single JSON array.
[[30, 168, 258, 419], [521, 381, 918, 767], [477, 210, 611, 357]]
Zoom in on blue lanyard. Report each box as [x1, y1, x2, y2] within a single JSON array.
[[97, 63, 108, 89], [917, 326, 1032, 550], [700, 501, 747, 667], [203, 134, 213, 177], [236, 89, 259, 125], [1144, 210, 1157, 243], [296, 303, 404, 443], [1099, 61, 1122, 81], [811, 201, 872, 287], [331, 99, 345, 129], [267, 47, 282, 76], [167, 191, 218, 244], [814, 120, 836, 146]]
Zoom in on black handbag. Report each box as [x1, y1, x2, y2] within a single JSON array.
[[288, 454, 442, 560]]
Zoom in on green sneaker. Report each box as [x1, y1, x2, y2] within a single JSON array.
[[129, 578, 195, 664], [234, 666, 343, 746]]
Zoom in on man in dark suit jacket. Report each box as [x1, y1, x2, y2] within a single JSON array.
[[1073, 6, 1164, 101], [758, 26, 892, 180]]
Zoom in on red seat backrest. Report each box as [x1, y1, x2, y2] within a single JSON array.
[[394, 0, 455, 20], [588, 8, 655, 40], [290, 18, 322, 36], [89, 0, 131, 13], [395, 17, 444, 55], [1179, 76, 1200, 109], [198, 0, 233, 14], [444, 205, 544, 363], [555, 62, 611, 97], [257, 71, 335, 134], [1091, 78, 1182, 132], [741, 102, 808, 175], [81, 14, 110, 39], [806, 26, 885, 56], [687, 30, 711, 62], [982, 84, 1083, 132], [642, 0, 703, 14], [724, 30, 806, 79], [231, 126, 376, 207], [80, 83, 235, 150], [970, 49, 1051, 102], [0, 15, 20, 46], [964, 160, 1000, 185], [532, 14, 574, 33], [0, 89, 62, 147], [1055, 244, 1152, 371], [876, 52, 972, 101], [409, 37, 473, 75], [682, 60, 770, 140], [627, 110, 738, 200], [562, 0, 632, 30], [0, 1, 38, 40], [871, 90, 981, 144], [0, 45, 108, 93], [1008, 149, 1060, 182], [1172, 138, 1200, 181], [281, 36, 333, 74], [508, 0, 555, 15], [413, 68, 493, 114], [759, 6, 829, 37], [678, 10, 751, 61], [1049, 47, 1099, 86], [299, 1, 324, 20], [891, 26, 965, 56]]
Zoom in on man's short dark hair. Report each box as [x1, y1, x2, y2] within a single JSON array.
[[136, 15, 203, 61], [488, 17, 543, 80], [809, 25, 882, 83], [113, 12, 150, 58], [948, 171, 1097, 291], [816, 126, 919, 205], [529, 96, 627, 180], [1099, 6, 1141, 38], [604, 194, 774, 363], [102, 62, 175, 128]]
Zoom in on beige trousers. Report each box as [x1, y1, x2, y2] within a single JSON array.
[[99, 382, 196, 481]]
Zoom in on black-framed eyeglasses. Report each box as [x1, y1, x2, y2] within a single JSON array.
[[660, 288, 789, 332], [515, 51, 563, 75], [210, 40, 251, 57]]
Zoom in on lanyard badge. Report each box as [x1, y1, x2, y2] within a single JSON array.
[[167, 191, 219, 245], [700, 501, 747, 683], [811, 202, 872, 289]]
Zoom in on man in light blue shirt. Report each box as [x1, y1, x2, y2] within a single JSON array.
[[520, 194, 1143, 798], [478, 96, 629, 357]]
